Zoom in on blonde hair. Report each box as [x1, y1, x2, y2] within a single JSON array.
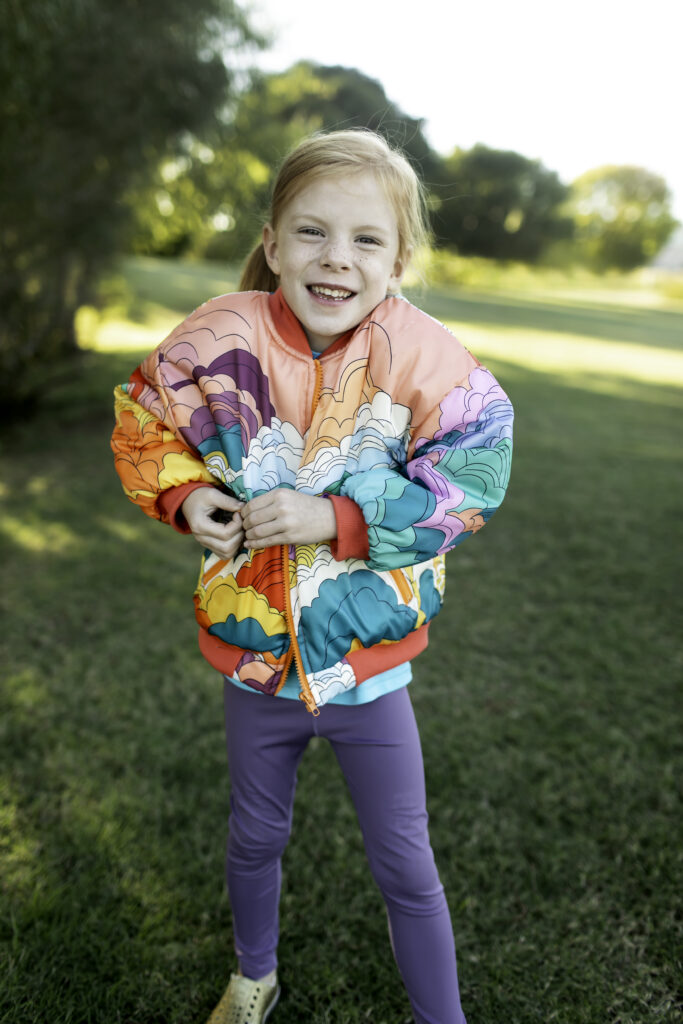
[[239, 129, 430, 292]]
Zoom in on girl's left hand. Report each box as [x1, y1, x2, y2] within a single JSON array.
[[241, 490, 337, 549]]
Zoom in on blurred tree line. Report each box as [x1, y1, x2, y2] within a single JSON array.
[[0, 0, 260, 415], [0, 1, 678, 415], [125, 61, 677, 274]]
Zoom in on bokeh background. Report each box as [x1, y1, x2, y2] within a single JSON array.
[[1, 2, 681, 1022]]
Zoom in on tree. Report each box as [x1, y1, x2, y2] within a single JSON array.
[[127, 62, 440, 264], [0, 0, 260, 415], [125, 61, 329, 262], [431, 144, 572, 261], [568, 166, 678, 270], [285, 63, 441, 182]]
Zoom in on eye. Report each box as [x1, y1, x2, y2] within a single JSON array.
[[357, 235, 381, 246], [297, 226, 324, 237]]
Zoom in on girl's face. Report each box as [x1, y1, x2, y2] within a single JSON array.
[[262, 170, 407, 352]]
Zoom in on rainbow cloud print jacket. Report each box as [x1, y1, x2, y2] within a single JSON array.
[[112, 289, 513, 711]]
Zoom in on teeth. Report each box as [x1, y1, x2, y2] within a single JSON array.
[[310, 285, 353, 299]]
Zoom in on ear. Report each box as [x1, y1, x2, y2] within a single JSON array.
[[262, 224, 280, 277], [387, 247, 411, 295]]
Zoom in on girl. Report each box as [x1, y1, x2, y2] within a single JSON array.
[[112, 129, 513, 1024]]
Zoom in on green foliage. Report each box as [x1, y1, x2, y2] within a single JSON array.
[[127, 62, 439, 265], [121, 66, 681, 279], [0, 0, 260, 417], [277, 63, 440, 180], [431, 144, 573, 261], [124, 62, 328, 263], [569, 165, 678, 270]]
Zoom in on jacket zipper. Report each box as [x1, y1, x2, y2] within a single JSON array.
[[275, 647, 294, 695], [280, 358, 324, 715], [281, 544, 318, 714]]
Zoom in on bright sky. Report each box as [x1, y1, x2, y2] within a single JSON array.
[[245, 0, 682, 220]]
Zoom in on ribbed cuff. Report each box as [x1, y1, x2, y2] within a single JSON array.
[[326, 494, 370, 561], [157, 482, 215, 533]]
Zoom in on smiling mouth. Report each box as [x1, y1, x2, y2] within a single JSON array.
[[307, 285, 356, 301]]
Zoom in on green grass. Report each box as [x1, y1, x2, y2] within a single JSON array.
[[1, 257, 681, 1023]]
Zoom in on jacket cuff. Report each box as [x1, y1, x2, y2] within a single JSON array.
[[326, 495, 370, 561], [157, 482, 215, 533]]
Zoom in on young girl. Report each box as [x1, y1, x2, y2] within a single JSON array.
[[112, 129, 513, 1024]]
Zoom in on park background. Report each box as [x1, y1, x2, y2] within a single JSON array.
[[1, 1, 681, 1022]]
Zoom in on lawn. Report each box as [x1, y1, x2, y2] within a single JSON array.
[[1, 257, 681, 1023]]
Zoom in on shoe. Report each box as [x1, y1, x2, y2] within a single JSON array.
[[206, 972, 280, 1023]]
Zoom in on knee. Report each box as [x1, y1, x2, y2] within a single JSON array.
[[368, 834, 445, 911], [228, 801, 292, 867]]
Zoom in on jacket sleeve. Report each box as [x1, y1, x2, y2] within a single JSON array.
[[339, 365, 513, 570], [111, 383, 216, 523]]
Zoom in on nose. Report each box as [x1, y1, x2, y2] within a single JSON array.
[[321, 239, 352, 271]]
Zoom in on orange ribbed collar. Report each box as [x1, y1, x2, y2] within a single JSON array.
[[267, 287, 355, 358]]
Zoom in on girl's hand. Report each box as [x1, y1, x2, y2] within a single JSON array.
[[181, 488, 245, 561], [241, 490, 337, 549]]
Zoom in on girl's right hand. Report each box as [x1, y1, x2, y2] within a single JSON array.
[[181, 488, 245, 561]]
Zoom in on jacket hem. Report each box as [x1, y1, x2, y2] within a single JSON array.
[[346, 625, 429, 683], [197, 623, 430, 685]]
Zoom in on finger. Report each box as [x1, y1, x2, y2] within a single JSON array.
[[216, 520, 244, 541], [244, 517, 285, 542], [194, 523, 242, 543], [242, 492, 292, 522], [194, 521, 235, 542], [195, 531, 244, 557], [242, 493, 276, 514], [212, 492, 244, 512], [212, 546, 244, 561], [241, 496, 281, 524], [195, 519, 244, 544], [242, 508, 279, 533]]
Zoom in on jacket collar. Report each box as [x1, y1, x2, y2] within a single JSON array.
[[267, 287, 356, 358]]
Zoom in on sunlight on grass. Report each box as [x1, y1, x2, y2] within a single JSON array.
[[4, 668, 49, 709], [516, 284, 683, 311], [26, 476, 50, 496], [0, 783, 41, 895], [447, 322, 683, 389], [425, 252, 683, 312], [0, 515, 79, 552], [451, 281, 683, 313], [76, 305, 180, 352], [95, 516, 147, 542]]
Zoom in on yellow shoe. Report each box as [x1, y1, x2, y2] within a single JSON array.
[[206, 972, 280, 1024]]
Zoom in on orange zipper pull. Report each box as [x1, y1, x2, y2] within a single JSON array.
[[299, 689, 320, 716]]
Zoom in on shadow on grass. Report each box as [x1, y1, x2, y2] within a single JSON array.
[[0, 347, 681, 1023]]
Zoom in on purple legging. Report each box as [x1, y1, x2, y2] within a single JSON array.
[[223, 682, 466, 1024]]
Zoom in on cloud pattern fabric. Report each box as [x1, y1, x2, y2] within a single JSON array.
[[112, 291, 513, 707]]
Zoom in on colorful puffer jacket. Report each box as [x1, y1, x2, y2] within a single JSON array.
[[111, 289, 514, 711]]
